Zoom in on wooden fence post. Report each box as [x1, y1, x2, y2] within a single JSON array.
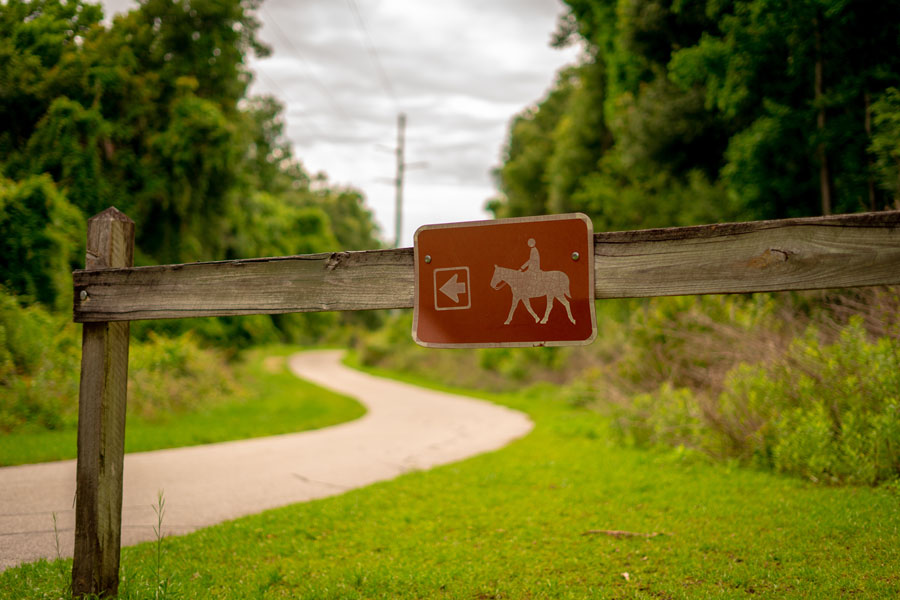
[[72, 207, 135, 597]]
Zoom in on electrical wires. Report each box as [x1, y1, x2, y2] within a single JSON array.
[[345, 0, 399, 109], [260, 5, 354, 123]]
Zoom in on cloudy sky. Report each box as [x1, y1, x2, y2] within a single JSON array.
[[101, 0, 581, 246]]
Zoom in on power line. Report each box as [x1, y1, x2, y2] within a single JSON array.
[[261, 5, 354, 123], [253, 67, 321, 136], [345, 0, 399, 108]]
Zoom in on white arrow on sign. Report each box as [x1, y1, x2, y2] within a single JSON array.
[[439, 273, 467, 303]]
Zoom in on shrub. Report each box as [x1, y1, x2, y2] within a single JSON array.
[[0, 289, 79, 432], [127, 331, 242, 421], [764, 319, 900, 484], [0, 290, 242, 433], [616, 293, 785, 394], [607, 315, 900, 485]]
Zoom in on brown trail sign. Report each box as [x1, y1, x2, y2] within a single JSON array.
[[412, 214, 597, 348], [70, 208, 900, 597]]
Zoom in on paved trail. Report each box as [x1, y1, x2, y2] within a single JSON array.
[[0, 350, 532, 570]]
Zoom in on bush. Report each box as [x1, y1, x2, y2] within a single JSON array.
[[615, 293, 783, 393], [0, 289, 79, 432], [0, 290, 242, 434], [607, 315, 900, 485], [765, 319, 900, 484], [127, 330, 242, 422]]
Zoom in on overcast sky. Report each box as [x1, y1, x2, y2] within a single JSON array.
[[101, 0, 580, 246]]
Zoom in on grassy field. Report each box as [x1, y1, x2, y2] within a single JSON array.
[[0, 347, 365, 466], [2, 359, 898, 599]]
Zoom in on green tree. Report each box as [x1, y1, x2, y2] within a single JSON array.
[[0, 175, 84, 309], [870, 88, 900, 208], [25, 97, 111, 217], [670, 0, 900, 216], [0, 0, 384, 345], [142, 80, 241, 263], [0, 0, 103, 163], [545, 59, 613, 215], [314, 186, 381, 251], [488, 66, 582, 219], [491, 0, 900, 229], [490, 1, 733, 230]]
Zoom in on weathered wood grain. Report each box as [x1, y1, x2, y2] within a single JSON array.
[[74, 248, 415, 322], [72, 207, 134, 598], [73, 211, 900, 322], [594, 211, 900, 297]]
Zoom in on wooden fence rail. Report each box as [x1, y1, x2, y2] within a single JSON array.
[[70, 207, 900, 597], [74, 211, 900, 323]]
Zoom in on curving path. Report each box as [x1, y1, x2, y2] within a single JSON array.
[[0, 350, 532, 570]]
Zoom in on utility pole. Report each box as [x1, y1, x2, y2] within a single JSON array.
[[394, 113, 405, 248], [379, 113, 423, 248]]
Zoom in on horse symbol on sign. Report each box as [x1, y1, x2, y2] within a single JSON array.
[[490, 238, 576, 326]]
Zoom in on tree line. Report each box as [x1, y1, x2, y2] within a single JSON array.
[[0, 0, 380, 319], [488, 0, 900, 231]]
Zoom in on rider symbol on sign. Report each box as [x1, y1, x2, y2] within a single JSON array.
[[490, 238, 576, 326]]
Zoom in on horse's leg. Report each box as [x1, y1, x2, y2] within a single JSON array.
[[504, 297, 520, 325], [559, 296, 575, 324], [540, 295, 554, 324], [523, 298, 540, 323]]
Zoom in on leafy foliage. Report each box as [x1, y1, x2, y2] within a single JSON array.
[[0, 288, 79, 432], [615, 316, 900, 485], [870, 87, 900, 207], [490, 0, 900, 228], [0, 175, 83, 308], [595, 289, 900, 486], [0, 0, 382, 340], [0, 288, 240, 435]]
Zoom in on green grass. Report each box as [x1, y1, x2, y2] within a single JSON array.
[[2, 359, 899, 598], [0, 347, 365, 466]]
